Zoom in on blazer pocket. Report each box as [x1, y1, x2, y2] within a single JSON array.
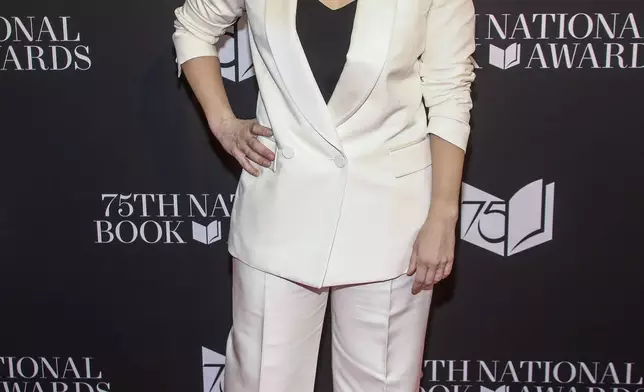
[[257, 135, 278, 173], [388, 135, 432, 178]]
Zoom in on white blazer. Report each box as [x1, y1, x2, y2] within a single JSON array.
[[173, 0, 476, 288]]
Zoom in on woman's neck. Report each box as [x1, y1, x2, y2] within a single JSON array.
[[318, 0, 356, 11]]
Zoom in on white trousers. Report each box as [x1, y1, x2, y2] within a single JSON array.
[[224, 258, 433, 391]]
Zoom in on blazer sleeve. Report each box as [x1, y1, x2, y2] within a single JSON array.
[[172, 0, 245, 76], [420, 0, 476, 152]]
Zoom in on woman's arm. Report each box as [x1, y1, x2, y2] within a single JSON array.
[[173, 0, 275, 175], [428, 135, 464, 218], [173, 0, 243, 125], [408, 0, 476, 294], [422, 0, 476, 210], [181, 57, 235, 130]]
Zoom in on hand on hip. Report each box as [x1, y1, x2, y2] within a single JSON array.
[[211, 117, 275, 176]]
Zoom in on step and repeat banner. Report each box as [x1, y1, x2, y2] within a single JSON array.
[[1, 0, 643, 391]]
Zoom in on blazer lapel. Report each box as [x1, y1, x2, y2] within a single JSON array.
[[327, 0, 398, 127], [264, 0, 341, 150], [264, 0, 398, 146]]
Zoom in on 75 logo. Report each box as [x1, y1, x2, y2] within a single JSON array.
[[460, 179, 555, 256]]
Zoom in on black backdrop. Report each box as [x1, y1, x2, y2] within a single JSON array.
[[1, 0, 643, 391]]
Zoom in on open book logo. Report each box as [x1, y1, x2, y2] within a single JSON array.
[[489, 43, 521, 69], [192, 220, 223, 245], [202, 347, 225, 392], [218, 14, 255, 82], [482, 386, 510, 392], [461, 179, 555, 256]]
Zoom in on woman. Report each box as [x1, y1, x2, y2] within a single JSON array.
[[172, 0, 475, 390]]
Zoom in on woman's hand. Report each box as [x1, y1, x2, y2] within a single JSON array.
[[211, 117, 276, 176], [407, 202, 459, 295]]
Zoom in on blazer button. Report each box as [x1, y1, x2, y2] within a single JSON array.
[[333, 155, 346, 168], [281, 146, 295, 159]]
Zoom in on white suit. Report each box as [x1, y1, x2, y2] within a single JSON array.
[[173, 0, 475, 390], [173, 0, 476, 288]]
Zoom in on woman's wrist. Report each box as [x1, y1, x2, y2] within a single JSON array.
[[427, 198, 460, 222], [207, 110, 237, 135]]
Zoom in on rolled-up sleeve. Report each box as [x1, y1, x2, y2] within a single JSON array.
[[172, 0, 244, 76], [420, 0, 476, 152]]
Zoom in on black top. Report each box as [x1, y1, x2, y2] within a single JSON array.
[[295, 0, 358, 103]]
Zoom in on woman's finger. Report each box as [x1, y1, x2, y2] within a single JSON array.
[[411, 265, 428, 295], [422, 263, 438, 290], [406, 247, 418, 276], [421, 282, 434, 291], [250, 123, 273, 137], [433, 261, 446, 283], [423, 261, 438, 287], [443, 261, 454, 278], [232, 148, 260, 177], [242, 141, 272, 168], [248, 137, 276, 161]]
